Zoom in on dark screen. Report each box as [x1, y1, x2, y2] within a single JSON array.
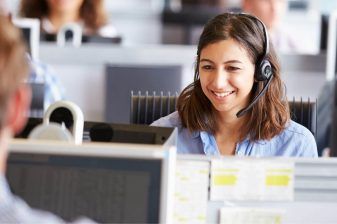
[[20, 27, 32, 56], [6, 153, 162, 223]]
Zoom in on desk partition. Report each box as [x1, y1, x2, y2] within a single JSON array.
[[174, 155, 337, 224]]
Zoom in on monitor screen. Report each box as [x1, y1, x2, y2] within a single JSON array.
[[6, 140, 176, 223], [12, 18, 40, 60]]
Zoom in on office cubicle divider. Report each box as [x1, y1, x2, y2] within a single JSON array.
[[105, 64, 184, 124], [174, 155, 337, 224]]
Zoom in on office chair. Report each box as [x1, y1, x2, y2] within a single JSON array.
[[130, 92, 317, 139], [289, 97, 317, 139]]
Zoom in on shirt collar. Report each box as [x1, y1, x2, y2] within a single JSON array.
[[198, 130, 267, 156], [199, 131, 220, 156]]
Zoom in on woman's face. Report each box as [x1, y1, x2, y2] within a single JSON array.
[[199, 39, 255, 117], [47, 0, 84, 14]]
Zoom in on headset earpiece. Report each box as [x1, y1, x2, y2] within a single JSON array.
[[256, 59, 272, 81]]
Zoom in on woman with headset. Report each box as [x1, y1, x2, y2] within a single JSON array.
[[152, 12, 317, 157]]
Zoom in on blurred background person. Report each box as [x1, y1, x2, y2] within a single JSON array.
[[241, 0, 298, 53], [181, 0, 228, 9], [0, 14, 93, 223], [19, 0, 118, 38], [1, 0, 65, 110]]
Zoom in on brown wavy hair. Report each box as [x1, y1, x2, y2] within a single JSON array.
[[177, 13, 290, 141], [0, 16, 28, 128], [19, 0, 108, 33]]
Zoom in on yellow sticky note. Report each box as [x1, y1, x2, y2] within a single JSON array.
[[213, 175, 237, 185], [265, 175, 290, 186]]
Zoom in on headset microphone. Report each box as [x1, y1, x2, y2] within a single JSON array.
[[235, 13, 273, 118], [236, 75, 273, 117]]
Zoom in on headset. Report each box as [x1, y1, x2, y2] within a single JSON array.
[[235, 13, 273, 118]]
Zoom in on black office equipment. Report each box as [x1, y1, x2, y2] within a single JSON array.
[[85, 121, 175, 144], [105, 64, 183, 124], [161, 6, 240, 44], [130, 92, 317, 138], [320, 14, 329, 52], [16, 117, 173, 145], [161, 7, 220, 44], [41, 33, 122, 44]]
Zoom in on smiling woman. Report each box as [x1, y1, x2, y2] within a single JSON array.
[[199, 39, 255, 120], [152, 12, 318, 157]]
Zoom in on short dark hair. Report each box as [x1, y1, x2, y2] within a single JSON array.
[[177, 13, 289, 141]]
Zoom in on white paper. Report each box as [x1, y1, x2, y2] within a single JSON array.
[[220, 207, 285, 224], [173, 160, 209, 224], [210, 159, 294, 201]]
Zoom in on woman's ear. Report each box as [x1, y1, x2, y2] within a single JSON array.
[[5, 84, 32, 135]]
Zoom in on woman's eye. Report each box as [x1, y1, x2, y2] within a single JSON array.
[[201, 65, 213, 70], [227, 66, 240, 71]]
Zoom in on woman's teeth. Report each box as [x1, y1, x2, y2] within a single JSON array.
[[213, 91, 234, 97]]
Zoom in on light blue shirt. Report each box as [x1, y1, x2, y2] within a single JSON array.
[[152, 111, 318, 157], [0, 175, 93, 223], [28, 58, 65, 109]]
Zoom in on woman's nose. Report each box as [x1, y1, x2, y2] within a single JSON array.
[[211, 69, 229, 89]]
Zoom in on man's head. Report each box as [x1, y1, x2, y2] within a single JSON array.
[[242, 0, 287, 32], [0, 15, 31, 172]]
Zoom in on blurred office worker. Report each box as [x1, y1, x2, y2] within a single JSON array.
[[0, 15, 92, 223], [152, 13, 317, 157], [181, 0, 228, 8], [242, 0, 298, 53], [19, 0, 118, 38]]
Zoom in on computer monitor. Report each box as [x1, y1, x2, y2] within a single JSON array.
[[41, 33, 122, 44], [320, 14, 329, 52], [12, 18, 40, 61], [7, 132, 176, 223]]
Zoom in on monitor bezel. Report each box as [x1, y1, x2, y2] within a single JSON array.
[[8, 139, 176, 223], [12, 18, 40, 61]]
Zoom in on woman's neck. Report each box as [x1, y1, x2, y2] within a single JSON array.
[[214, 111, 248, 155], [48, 11, 80, 32]]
